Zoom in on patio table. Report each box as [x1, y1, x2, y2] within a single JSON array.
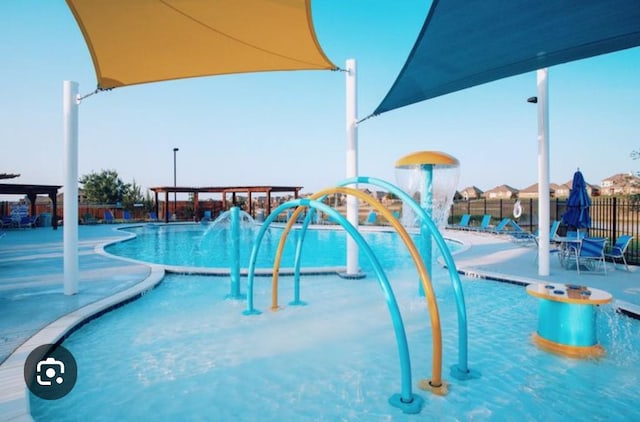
[[554, 236, 582, 269]]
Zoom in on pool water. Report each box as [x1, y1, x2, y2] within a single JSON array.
[[31, 269, 640, 421], [105, 224, 456, 271]]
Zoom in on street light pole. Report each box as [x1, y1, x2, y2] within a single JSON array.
[[173, 147, 179, 219]]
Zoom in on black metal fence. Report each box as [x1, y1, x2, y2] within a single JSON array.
[[450, 197, 640, 265]]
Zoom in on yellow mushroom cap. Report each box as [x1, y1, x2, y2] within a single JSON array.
[[395, 151, 459, 168]]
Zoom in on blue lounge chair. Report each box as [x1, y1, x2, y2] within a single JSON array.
[[488, 217, 515, 234], [450, 214, 471, 230], [365, 211, 377, 225], [473, 214, 492, 232], [104, 210, 115, 224], [123, 210, 132, 223], [528, 220, 561, 245], [604, 235, 633, 271], [148, 212, 159, 222], [19, 215, 38, 228], [1, 215, 13, 228], [487, 218, 531, 242], [200, 210, 212, 223], [529, 221, 562, 263]]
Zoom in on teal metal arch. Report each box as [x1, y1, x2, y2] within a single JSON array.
[[244, 198, 424, 414], [291, 177, 477, 380]]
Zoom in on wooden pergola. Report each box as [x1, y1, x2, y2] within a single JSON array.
[[149, 185, 302, 223], [0, 183, 61, 229]]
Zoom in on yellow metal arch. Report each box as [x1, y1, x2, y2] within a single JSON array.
[[270, 186, 446, 393]]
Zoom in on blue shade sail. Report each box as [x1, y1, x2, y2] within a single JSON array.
[[373, 0, 640, 115]]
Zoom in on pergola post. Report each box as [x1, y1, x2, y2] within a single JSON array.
[[164, 191, 169, 222], [193, 191, 199, 220], [48, 190, 59, 229], [266, 189, 272, 215]]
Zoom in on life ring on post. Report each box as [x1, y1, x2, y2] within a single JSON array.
[[513, 200, 522, 219]]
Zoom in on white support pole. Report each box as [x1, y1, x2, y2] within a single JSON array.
[[63, 81, 79, 295], [536, 69, 550, 276], [345, 59, 359, 276]]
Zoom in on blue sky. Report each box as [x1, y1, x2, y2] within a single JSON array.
[[1, 1, 639, 200]]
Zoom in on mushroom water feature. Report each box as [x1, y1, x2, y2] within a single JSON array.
[[394, 151, 460, 296]]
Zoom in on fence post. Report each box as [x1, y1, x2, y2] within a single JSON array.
[[611, 197, 617, 242]]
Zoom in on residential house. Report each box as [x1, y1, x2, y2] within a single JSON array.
[[518, 183, 556, 199], [483, 184, 519, 199], [551, 183, 571, 198], [600, 173, 640, 196], [563, 179, 600, 196], [459, 186, 483, 200]]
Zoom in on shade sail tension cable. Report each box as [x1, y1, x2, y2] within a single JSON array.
[[77, 86, 112, 103]]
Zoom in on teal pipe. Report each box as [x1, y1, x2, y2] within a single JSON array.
[[420, 165, 434, 297], [227, 206, 243, 299], [290, 208, 314, 305], [339, 177, 475, 380], [244, 198, 423, 413]]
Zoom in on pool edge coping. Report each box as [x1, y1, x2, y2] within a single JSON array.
[[0, 264, 165, 422]]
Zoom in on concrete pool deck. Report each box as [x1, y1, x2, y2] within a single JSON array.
[[0, 223, 638, 421]]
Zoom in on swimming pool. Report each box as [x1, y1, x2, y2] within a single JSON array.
[[105, 223, 458, 271], [30, 268, 640, 421]]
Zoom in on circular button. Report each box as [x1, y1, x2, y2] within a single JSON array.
[[24, 344, 77, 400]]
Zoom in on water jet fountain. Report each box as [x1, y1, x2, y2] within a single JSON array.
[[394, 151, 460, 295]]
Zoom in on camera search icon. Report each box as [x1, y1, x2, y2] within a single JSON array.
[[24, 344, 77, 400]]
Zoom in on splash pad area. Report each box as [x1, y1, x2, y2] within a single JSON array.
[[30, 272, 640, 421], [27, 176, 639, 420]]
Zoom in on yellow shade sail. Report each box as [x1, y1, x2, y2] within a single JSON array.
[[66, 0, 337, 89]]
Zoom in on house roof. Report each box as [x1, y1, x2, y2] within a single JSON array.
[[602, 172, 640, 185], [461, 186, 483, 195], [520, 182, 559, 194], [565, 179, 601, 191], [484, 184, 519, 194]]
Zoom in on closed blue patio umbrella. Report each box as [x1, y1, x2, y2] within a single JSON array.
[[561, 169, 591, 232]]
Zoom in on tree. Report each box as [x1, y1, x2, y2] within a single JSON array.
[[122, 180, 146, 211], [79, 170, 130, 204]]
